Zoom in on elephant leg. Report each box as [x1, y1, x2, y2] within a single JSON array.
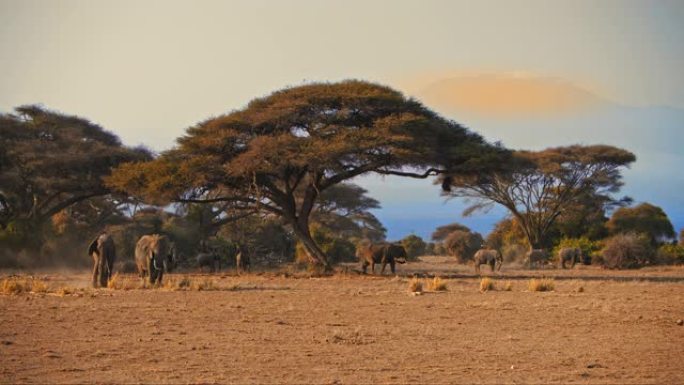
[[489, 260, 495, 272], [361, 261, 368, 274], [92, 258, 99, 288], [475, 263, 480, 275], [390, 261, 396, 274], [370, 262, 375, 274], [156, 270, 163, 285], [570, 257, 576, 269]]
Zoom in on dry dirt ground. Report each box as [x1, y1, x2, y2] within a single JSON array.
[[1, 257, 683, 384]]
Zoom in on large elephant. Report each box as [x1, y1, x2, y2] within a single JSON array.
[[473, 249, 503, 274], [135, 234, 171, 285], [525, 249, 550, 269], [558, 247, 582, 269], [88, 232, 116, 288], [356, 242, 407, 275]]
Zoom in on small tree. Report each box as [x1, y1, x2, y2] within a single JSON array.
[[400, 234, 426, 261], [444, 230, 483, 263]]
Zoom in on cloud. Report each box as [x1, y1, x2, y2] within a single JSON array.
[[411, 73, 606, 119]]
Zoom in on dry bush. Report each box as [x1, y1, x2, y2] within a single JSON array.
[[480, 277, 495, 292], [30, 279, 49, 293], [163, 276, 193, 291], [408, 277, 423, 293], [426, 277, 448, 291], [528, 278, 555, 292], [601, 232, 654, 269], [501, 280, 513, 291]]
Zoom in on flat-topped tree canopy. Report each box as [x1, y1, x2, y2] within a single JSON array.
[[108, 80, 503, 268]]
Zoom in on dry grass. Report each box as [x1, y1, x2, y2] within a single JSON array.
[[408, 277, 423, 293], [1, 277, 50, 295], [426, 277, 448, 291], [480, 277, 495, 292], [528, 278, 555, 292], [191, 278, 218, 291], [56, 287, 76, 297], [162, 276, 193, 291], [501, 280, 513, 291]]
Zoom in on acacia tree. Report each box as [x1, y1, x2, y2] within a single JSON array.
[[0, 105, 150, 244], [108, 81, 498, 268], [443, 145, 636, 249]]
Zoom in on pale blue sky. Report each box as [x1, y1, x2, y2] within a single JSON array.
[[1, 0, 682, 239]]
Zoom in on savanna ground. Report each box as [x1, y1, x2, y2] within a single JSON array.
[[1, 256, 683, 384]]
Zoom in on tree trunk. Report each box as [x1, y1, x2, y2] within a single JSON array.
[[291, 220, 331, 271]]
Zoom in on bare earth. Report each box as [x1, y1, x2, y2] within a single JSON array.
[[2, 257, 683, 384]]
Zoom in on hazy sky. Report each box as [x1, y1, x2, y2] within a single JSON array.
[[1, 0, 682, 239]]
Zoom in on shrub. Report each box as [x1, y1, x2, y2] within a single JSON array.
[[502, 243, 528, 263], [601, 233, 655, 269], [656, 244, 684, 265], [528, 278, 555, 292], [501, 281, 513, 291], [480, 277, 495, 292], [426, 277, 447, 291]]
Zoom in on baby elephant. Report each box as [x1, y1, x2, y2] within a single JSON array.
[[558, 247, 582, 269], [197, 252, 221, 273], [473, 249, 503, 274]]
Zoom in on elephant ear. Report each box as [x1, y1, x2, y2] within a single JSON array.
[[87, 236, 99, 256]]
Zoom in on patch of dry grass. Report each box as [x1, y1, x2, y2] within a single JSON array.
[[501, 280, 513, 291], [408, 277, 423, 293], [480, 277, 495, 292], [528, 278, 555, 292], [191, 278, 218, 291], [1, 277, 50, 295], [426, 277, 447, 291]]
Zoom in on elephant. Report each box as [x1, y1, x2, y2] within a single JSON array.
[[558, 247, 582, 269], [88, 232, 116, 288], [135, 234, 172, 285], [473, 249, 503, 274], [356, 242, 407, 275], [163, 243, 178, 272], [197, 252, 220, 273], [525, 249, 550, 269]]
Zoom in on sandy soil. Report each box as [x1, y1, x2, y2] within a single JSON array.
[[1, 258, 683, 384]]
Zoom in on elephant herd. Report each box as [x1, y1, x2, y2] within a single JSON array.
[[87, 232, 250, 288], [88, 232, 586, 286]]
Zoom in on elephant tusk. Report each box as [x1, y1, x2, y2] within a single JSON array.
[[153, 259, 161, 271]]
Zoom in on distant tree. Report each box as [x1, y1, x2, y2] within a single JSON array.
[[606, 203, 675, 245], [431, 222, 472, 242], [443, 145, 635, 249], [444, 230, 483, 263], [0, 105, 150, 246], [108, 81, 498, 269], [311, 183, 386, 242], [551, 191, 612, 241], [400, 234, 427, 260]]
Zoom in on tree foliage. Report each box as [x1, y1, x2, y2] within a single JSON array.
[[108, 80, 497, 268], [443, 145, 635, 248], [431, 222, 472, 242], [0, 105, 150, 246], [606, 202, 675, 244]]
